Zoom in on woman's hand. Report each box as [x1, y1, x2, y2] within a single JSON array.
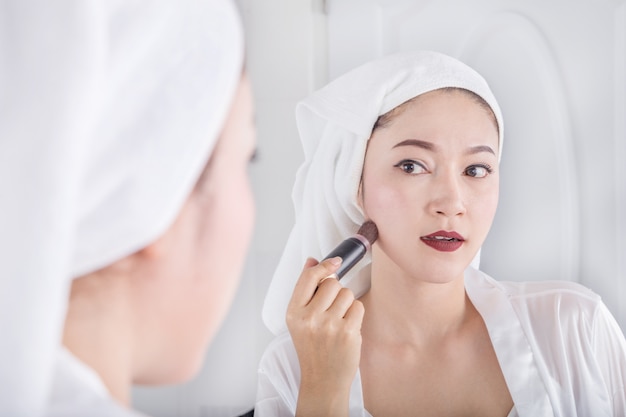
[[286, 257, 365, 417]]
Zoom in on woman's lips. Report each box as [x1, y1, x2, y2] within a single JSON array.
[[420, 230, 465, 252]]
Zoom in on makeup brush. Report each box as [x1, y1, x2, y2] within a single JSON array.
[[322, 220, 378, 280]]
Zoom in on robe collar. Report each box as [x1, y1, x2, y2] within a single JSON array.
[[465, 267, 554, 415]]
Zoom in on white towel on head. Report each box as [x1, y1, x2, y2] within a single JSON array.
[[0, 1, 243, 415], [262, 50, 504, 335]]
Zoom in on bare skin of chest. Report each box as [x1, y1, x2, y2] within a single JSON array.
[[360, 322, 513, 417]]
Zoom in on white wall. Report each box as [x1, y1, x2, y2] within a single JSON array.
[[134, 1, 626, 415]]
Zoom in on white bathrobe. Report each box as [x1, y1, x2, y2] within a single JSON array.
[[46, 350, 147, 417], [256, 268, 626, 417]]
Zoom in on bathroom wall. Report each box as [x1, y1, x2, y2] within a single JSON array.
[[133, 1, 626, 415]]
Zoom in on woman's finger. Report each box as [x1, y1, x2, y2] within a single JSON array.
[[325, 287, 356, 317], [305, 276, 343, 311], [289, 257, 342, 308], [343, 299, 365, 329]]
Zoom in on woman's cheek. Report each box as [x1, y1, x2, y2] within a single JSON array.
[[362, 182, 407, 225], [470, 182, 499, 240]]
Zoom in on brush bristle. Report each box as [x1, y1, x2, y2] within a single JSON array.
[[357, 220, 378, 244]]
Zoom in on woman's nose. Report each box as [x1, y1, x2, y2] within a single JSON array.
[[427, 172, 467, 217]]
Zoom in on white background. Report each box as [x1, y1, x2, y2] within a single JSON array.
[[133, 0, 626, 415]]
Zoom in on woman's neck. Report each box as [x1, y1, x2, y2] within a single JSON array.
[[62, 275, 134, 406], [360, 263, 473, 347]]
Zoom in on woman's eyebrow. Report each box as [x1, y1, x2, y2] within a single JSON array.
[[392, 139, 495, 156], [466, 145, 496, 156], [392, 139, 435, 151]]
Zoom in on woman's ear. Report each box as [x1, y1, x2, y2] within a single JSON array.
[[357, 180, 365, 213], [135, 197, 192, 263], [135, 230, 171, 263]]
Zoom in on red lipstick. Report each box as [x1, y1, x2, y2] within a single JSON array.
[[420, 230, 464, 252]]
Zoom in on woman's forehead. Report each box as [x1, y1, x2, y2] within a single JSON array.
[[368, 90, 500, 153]]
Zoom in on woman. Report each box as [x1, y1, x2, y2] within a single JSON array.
[[0, 1, 255, 416], [256, 51, 626, 416]]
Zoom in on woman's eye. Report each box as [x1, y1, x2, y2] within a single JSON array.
[[465, 164, 492, 178], [394, 160, 426, 175]]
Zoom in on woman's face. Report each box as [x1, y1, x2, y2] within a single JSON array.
[[360, 89, 499, 283], [136, 75, 257, 383]]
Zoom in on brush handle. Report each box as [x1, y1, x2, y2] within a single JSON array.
[[322, 236, 367, 279]]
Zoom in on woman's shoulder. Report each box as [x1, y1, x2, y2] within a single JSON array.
[[472, 269, 603, 322], [258, 331, 300, 376], [495, 277, 605, 328], [47, 349, 147, 417], [499, 278, 600, 303], [256, 331, 301, 412], [261, 330, 297, 355]]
